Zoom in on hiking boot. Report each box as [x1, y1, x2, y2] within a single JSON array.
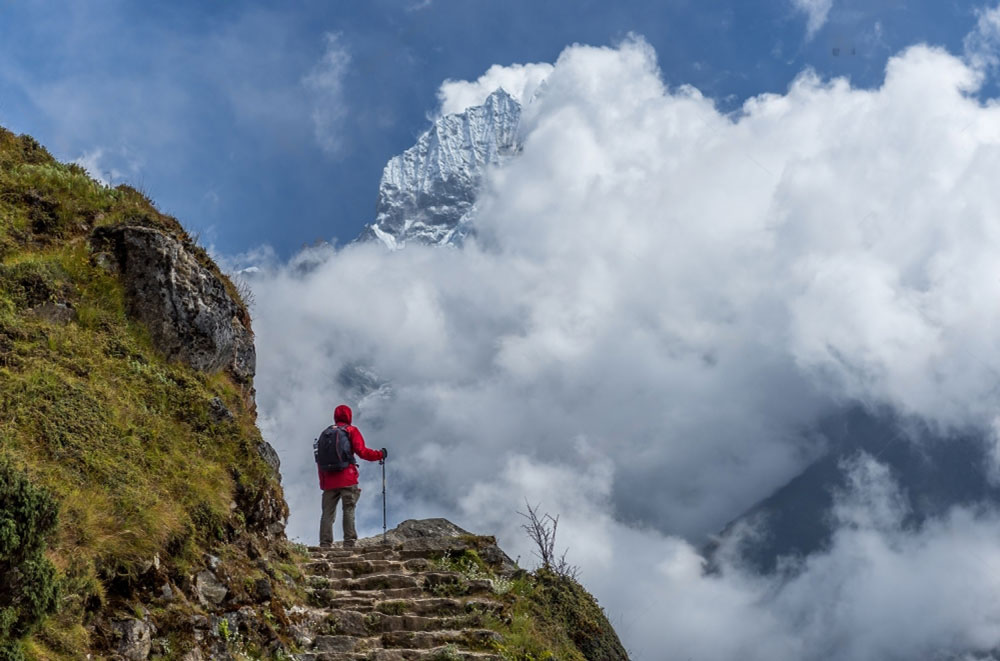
[[342, 540, 355, 549]]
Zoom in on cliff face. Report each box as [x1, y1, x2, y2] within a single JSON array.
[[0, 127, 627, 661]]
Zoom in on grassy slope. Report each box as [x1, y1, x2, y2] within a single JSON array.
[[0, 127, 291, 659]]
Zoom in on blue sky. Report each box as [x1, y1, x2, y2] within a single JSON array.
[[0, 0, 992, 257]]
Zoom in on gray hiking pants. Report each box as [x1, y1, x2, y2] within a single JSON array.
[[320, 485, 360, 546]]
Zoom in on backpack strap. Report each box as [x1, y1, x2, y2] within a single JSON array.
[[335, 424, 358, 465]]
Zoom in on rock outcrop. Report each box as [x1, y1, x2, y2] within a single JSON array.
[[358, 518, 517, 574], [91, 224, 255, 385]]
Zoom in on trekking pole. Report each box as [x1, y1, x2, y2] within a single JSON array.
[[380, 455, 387, 544]]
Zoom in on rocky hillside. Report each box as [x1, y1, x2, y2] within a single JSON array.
[[0, 126, 627, 661], [0, 126, 294, 660]]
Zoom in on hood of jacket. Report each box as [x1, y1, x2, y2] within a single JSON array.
[[334, 404, 352, 425]]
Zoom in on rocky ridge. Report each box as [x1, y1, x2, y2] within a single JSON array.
[[358, 88, 521, 248]]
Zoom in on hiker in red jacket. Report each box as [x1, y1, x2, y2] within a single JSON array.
[[316, 404, 387, 548]]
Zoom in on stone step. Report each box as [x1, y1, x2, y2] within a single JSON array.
[[311, 634, 381, 654], [323, 559, 406, 574], [402, 558, 434, 572], [308, 576, 354, 591], [346, 587, 426, 600], [381, 629, 502, 650], [316, 609, 370, 637], [307, 565, 407, 588], [294, 653, 369, 661], [322, 573, 421, 591], [321, 609, 487, 635], [309, 547, 397, 561], [323, 596, 379, 612], [370, 649, 503, 661], [308, 564, 480, 589], [419, 572, 463, 587], [306, 564, 356, 579], [298, 650, 500, 661], [376, 613, 489, 634], [417, 574, 497, 598], [308, 586, 426, 607], [373, 598, 503, 618]]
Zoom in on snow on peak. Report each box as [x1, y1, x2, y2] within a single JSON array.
[[358, 88, 521, 248]]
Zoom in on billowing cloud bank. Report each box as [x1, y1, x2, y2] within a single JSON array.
[[247, 35, 1000, 660]]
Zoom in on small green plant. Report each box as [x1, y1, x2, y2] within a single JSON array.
[[431, 644, 464, 661], [490, 575, 514, 595], [375, 600, 409, 615], [434, 548, 516, 595], [363, 612, 383, 633], [216, 617, 260, 661], [491, 613, 563, 661], [430, 580, 466, 598], [0, 456, 59, 661]]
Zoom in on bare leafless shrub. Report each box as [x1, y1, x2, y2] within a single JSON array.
[[518, 500, 580, 580], [232, 274, 256, 312]]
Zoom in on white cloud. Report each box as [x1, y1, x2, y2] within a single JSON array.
[[72, 147, 142, 186], [965, 3, 1000, 71], [302, 32, 352, 155], [72, 149, 116, 186], [437, 61, 554, 115], [247, 35, 1000, 660], [792, 0, 834, 39]]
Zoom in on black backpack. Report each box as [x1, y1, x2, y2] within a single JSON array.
[[314, 425, 357, 472]]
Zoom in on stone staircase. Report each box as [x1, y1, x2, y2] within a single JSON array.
[[289, 522, 514, 661]]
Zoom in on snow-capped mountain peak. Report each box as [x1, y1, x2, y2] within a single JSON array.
[[358, 88, 522, 248]]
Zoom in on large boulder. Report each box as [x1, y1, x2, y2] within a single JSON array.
[[91, 225, 255, 384], [193, 569, 228, 606], [384, 518, 472, 541], [360, 518, 517, 572], [111, 618, 153, 660]]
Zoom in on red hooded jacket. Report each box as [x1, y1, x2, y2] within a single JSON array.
[[317, 405, 384, 490]]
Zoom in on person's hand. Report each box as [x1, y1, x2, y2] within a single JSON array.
[[380, 447, 388, 460]]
